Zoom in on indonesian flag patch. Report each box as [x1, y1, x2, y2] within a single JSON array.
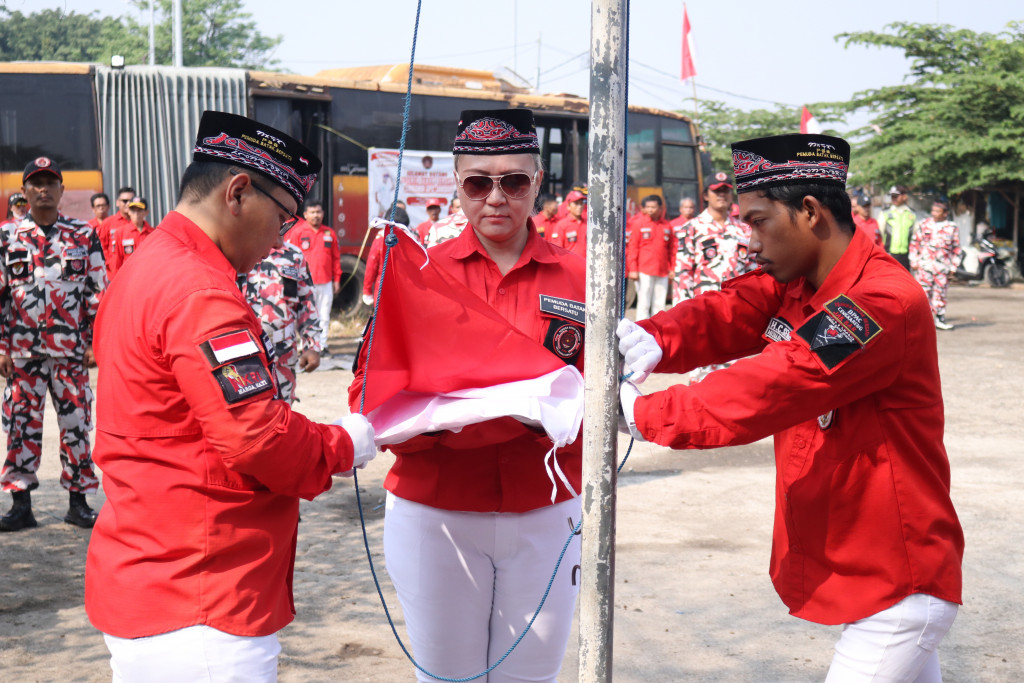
[[200, 330, 260, 367], [199, 329, 274, 404]]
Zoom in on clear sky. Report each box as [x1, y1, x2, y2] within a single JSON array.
[[26, 0, 1024, 130]]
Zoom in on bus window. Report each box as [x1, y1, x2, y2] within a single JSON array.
[[0, 73, 98, 172], [661, 118, 693, 143], [626, 114, 657, 186], [663, 181, 700, 220], [663, 144, 697, 181]]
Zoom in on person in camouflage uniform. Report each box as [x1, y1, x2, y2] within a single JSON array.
[[240, 242, 323, 403], [909, 200, 963, 331], [672, 173, 755, 383], [0, 157, 107, 531]]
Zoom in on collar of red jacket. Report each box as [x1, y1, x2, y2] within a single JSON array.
[[159, 210, 237, 284], [799, 221, 874, 310], [447, 217, 563, 268]]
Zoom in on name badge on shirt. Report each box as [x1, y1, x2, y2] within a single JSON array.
[[539, 295, 586, 325]]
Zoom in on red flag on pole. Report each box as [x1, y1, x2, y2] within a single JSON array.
[[681, 4, 697, 82], [800, 106, 823, 134]]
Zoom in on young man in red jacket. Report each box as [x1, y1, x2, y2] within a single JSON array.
[[626, 194, 676, 320], [85, 111, 375, 681], [285, 199, 340, 351], [618, 133, 963, 680]]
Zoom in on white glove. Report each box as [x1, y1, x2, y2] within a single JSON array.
[[361, 294, 374, 306], [618, 381, 646, 442], [616, 318, 663, 384], [334, 414, 376, 476]]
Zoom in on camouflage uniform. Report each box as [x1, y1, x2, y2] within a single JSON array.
[[239, 243, 323, 404], [909, 217, 962, 321], [672, 210, 755, 382], [0, 214, 106, 492], [425, 211, 468, 248]]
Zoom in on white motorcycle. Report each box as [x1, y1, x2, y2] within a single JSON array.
[[955, 232, 1015, 288]]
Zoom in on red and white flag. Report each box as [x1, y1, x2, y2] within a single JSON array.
[[681, 4, 697, 82], [801, 106, 823, 134], [348, 226, 584, 451]]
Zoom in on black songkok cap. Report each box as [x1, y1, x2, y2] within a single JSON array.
[[192, 110, 322, 207], [453, 109, 540, 155], [732, 134, 849, 194]]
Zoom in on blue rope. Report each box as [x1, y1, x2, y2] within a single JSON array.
[[352, 2, 637, 679]]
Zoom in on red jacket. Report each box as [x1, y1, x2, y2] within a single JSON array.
[[375, 221, 586, 513], [634, 228, 963, 625], [285, 220, 341, 285], [532, 212, 559, 239], [549, 214, 586, 256], [362, 232, 386, 298], [86, 211, 355, 638], [626, 215, 676, 277], [108, 221, 155, 279], [97, 213, 132, 271]]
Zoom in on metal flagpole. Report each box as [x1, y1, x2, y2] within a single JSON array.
[[580, 0, 627, 680]]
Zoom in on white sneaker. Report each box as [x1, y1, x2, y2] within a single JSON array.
[[934, 317, 954, 331]]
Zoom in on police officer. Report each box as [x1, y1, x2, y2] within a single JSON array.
[[240, 241, 323, 403], [618, 134, 963, 680], [85, 111, 375, 681], [0, 157, 107, 531]]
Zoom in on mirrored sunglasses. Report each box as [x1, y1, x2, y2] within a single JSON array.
[[458, 172, 536, 201]]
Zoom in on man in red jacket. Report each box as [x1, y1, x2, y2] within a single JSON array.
[[96, 186, 135, 272], [107, 196, 155, 279], [85, 111, 375, 681], [618, 133, 963, 680], [626, 194, 676, 320], [549, 189, 587, 255], [285, 199, 340, 351]]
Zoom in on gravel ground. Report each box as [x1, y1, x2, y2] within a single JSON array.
[[1, 282, 1021, 682]]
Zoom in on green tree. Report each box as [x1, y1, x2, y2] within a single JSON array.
[[694, 100, 842, 174], [836, 22, 1024, 194], [126, 0, 281, 69], [0, 8, 145, 63]]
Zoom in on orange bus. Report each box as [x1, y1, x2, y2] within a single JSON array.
[[0, 62, 704, 313]]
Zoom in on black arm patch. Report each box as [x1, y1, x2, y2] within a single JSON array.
[[796, 311, 863, 371], [543, 319, 584, 366]]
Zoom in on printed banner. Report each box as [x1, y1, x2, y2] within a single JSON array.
[[367, 148, 457, 228]]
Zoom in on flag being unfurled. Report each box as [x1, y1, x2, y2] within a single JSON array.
[[348, 225, 584, 452], [681, 4, 697, 82], [801, 106, 823, 134]]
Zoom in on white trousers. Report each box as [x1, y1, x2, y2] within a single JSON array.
[[311, 281, 334, 350], [826, 593, 959, 682], [103, 625, 280, 682], [635, 273, 669, 320], [383, 493, 582, 683]]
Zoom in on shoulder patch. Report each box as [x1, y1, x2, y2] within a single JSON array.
[[539, 294, 586, 325], [214, 356, 274, 404], [796, 311, 862, 371], [824, 294, 882, 345], [764, 316, 793, 343], [200, 330, 260, 368], [280, 265, 301, 280]]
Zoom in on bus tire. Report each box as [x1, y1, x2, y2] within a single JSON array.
[[334, 255, 367, 316]]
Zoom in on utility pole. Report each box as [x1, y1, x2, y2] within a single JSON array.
[[579, 0, 627, 681], [173, 0, 184, 67], [148, 1, 156, 65]]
